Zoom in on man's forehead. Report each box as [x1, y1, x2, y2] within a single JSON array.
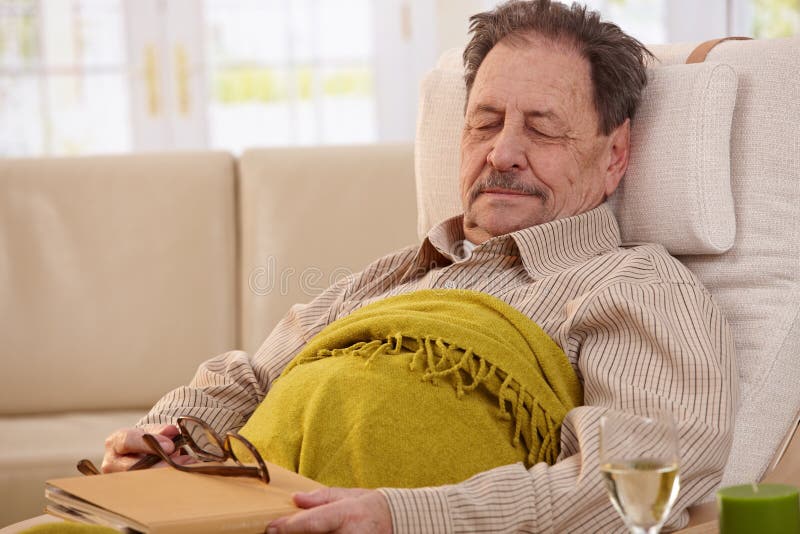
[[472, 35, 590, 88], [466, 38, 593, 121]]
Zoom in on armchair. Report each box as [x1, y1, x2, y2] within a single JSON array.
[[416, 35, 800, 530]]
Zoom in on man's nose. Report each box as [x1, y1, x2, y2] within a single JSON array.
[[487, 126, 528, 172]]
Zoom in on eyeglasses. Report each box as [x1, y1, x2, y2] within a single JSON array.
[[76, 416, 270, 484]]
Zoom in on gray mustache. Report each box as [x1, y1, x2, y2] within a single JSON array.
[[468, 171, 548, 205]]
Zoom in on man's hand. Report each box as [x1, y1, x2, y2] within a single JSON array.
[[266, 488, 393, 534], [101, 424, 182, 473]]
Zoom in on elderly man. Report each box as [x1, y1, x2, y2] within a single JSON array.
[[102, 1, 737, 532]]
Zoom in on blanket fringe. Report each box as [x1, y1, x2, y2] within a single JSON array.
[[307, 333, 560, 466]]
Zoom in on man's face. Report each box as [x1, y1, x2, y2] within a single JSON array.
[[460, 34, 628, 243]]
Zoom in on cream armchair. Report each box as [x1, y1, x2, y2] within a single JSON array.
[[416, 35, 800, 531]]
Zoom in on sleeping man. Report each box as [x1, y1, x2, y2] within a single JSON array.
[[101, 1, 737, 532]]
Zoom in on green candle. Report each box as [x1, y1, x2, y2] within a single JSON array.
[[717, 484, 800, 534]]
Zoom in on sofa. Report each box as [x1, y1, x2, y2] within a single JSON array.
[[0, 145, 419, 527]]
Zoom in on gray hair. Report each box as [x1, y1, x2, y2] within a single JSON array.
[[463, 0, 654, 135]]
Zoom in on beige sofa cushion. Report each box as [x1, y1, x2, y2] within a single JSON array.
[[0, 152, 237, 414], [238, 144, 419, 354], [0, 410, 146, 527], [415, 49, 738, 254]]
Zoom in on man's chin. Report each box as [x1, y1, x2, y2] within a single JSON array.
[[464, 213, 546, 240]]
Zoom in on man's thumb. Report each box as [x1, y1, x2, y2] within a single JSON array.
[[292, 487, 351, 508]]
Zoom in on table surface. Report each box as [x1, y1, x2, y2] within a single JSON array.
[[3, 514, 720, 534]]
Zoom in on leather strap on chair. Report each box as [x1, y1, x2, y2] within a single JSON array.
[[686, 36, 752, 63]]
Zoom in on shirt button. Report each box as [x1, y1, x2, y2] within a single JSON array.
[[443, 280, 457, 289]]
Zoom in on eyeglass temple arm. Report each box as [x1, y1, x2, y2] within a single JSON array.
[[77, 433, 187, 476], [129, 433, 187, 470], [142, 434, 267, 479], [76, 458, 101, 476]]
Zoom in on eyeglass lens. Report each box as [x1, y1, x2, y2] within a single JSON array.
[[178, 417, 227, 461]]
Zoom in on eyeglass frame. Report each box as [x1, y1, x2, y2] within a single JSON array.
[[143, 415, 270, 484], [76, 415, 270, 484]]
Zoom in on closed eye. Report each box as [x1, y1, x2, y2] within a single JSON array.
[[477, 122, 502, 131], [526, 125, 559, 139]]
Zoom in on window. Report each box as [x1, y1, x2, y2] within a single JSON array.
[[0, 0, 130, 155], [1, 0, 797, 157], [0, 0, 385, 156], [735, 0, 800, 38], [205, 0, 375, 151], [583, 0, 799, 43], [583, 0, 667, 43]]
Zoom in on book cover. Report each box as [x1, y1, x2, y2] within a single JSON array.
[[45, 462, 325, 533]]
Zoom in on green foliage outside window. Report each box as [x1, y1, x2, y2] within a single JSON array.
[[589, 0, 798, 38], [323, 68, 373, 97], [751, 0, 800, 37], [214, 66, 372, 104], [214, 68, 287, 103], [0, 0, 38, 64]]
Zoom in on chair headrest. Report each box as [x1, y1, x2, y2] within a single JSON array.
[[415, 48, 738, 255]]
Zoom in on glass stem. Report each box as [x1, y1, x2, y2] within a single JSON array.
[[630, 527, 660, 534]]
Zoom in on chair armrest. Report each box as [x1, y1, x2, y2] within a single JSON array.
[[675, 502, 718, 533], [675, 415, 800, 533], [675, 519, 718, 533], [763, 417, 800, 485]]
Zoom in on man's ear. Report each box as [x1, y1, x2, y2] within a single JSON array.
[[603, 118, 631, 197]]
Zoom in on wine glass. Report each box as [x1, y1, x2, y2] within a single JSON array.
[[599, 412, 681, 534]]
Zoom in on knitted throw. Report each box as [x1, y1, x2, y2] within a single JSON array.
[[238, 289, 583, 488]]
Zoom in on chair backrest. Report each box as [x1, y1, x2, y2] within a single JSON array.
[[415, 37, 800, 487]]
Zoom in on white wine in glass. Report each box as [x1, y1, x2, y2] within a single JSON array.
[[599, 413, 680, 534]]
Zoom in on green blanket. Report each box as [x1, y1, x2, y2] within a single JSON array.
[[239, 289, 582, 488]]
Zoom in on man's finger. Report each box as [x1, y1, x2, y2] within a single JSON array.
[[266, 503, 346, 534], [293, 487, 368, 508], [172, 455, 198, 466], [101, 425, 180, 473], [268, 490, 391, 534], [107, 427, 176, 456], [101, 451, 145, 473], [137, 424, 181, 453], [142, 423, 180, 440], [116, 454, 149, 471]]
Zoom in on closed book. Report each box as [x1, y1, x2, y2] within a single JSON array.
[[45, 462, 324, 533]]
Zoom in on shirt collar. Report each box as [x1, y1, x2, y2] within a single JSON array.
[[510, 203, 621, 279], [404, 203, 621, 281]]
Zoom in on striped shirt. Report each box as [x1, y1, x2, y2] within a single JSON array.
[[140, 204, 738, 533]]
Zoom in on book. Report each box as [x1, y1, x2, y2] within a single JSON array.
[[45, 462, 325, 533]]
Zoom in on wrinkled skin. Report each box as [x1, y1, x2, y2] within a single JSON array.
[[460, 33, 630, 244]]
